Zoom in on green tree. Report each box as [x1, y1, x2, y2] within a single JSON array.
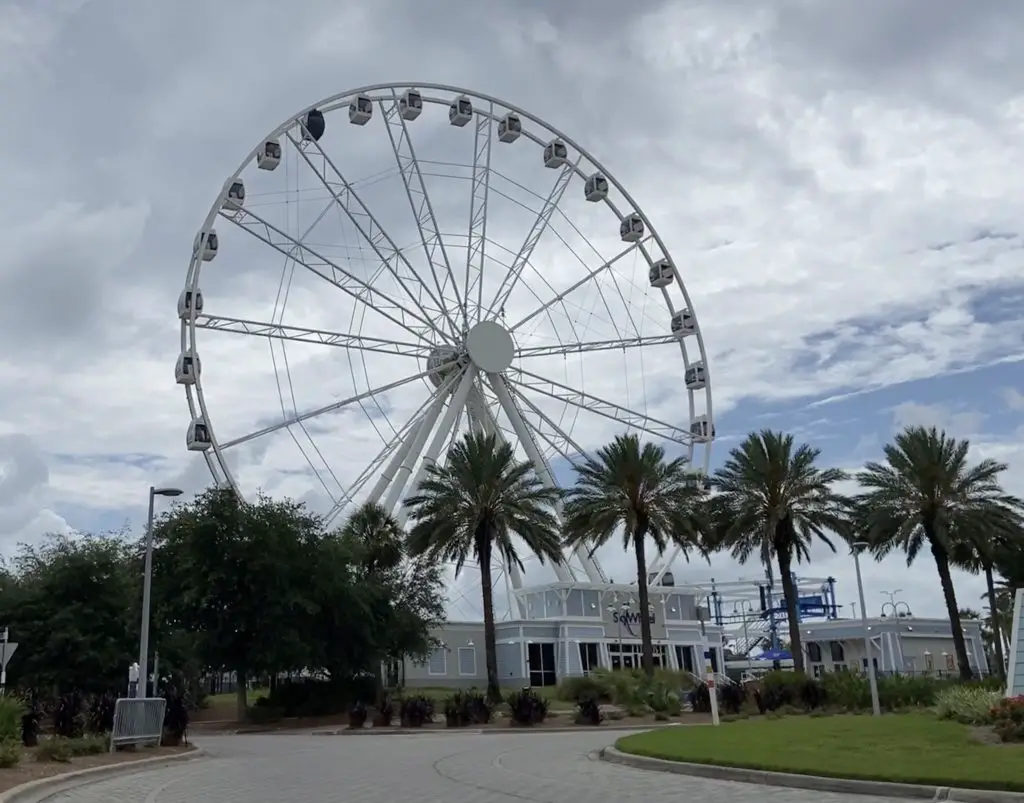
[[562, 434, 706, 679], [334, 502, 445, 698], [151, 488, 323, 719], [1, 533, 138, 694], [711, 430, 849, 675], [405, 431, 562, 702], [853, 426, 1024, 681]]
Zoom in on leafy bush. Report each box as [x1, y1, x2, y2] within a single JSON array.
[[163, 691, 190, 744], [878, 674, 939, 710], [0, 696, 24, 742], [21, 701, 39, 748], [719, 683, 746, 714], [0, 739, 20, 768], [399, 695, 434, 727], [53, 693, 84, 739], [86, 694, 115, 735], [757, 671, 826, 711], [35, 737, 74, 763], [443, 689, 492, 727], [556, 674, 610, 703], [557, 669, 694, 709], [373, 695, 394, 727], [819, 670, 871, 711], [261, 677, 353, 718], [506, 688, 548, 725], [347, 701, 368, 729], [574, 695, 604, 726], [246, 703, 285, 724], [935, 685, 1001, 725], [69, 734, 108, 756], [992, 696, 1024, 742]]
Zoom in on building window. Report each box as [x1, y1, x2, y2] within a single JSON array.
[[829, 641, 844, 662], [457, 647, 476, 676], [427, 648, 446, 676], [807, 642, 822, 663], [609, 642, 665, 670], [675, 645, 695, 673], [833, 663, 847, 672], [862, 657, 878, 672]]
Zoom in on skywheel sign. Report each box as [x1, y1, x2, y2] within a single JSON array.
[[612, 609, 656, 637]]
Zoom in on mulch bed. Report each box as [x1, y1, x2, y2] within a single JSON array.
[[0, 744, 197, 795]]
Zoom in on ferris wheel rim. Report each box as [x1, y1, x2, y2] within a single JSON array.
[[180, 81, 716, 602]]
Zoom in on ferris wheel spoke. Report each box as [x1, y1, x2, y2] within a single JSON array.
[[380, 90, 464, 337], [464, 106, 494, 328], [218, 363, 448, 450], [508, 366, 694, 448], [516, 334, 679, 359], [488, 372, 601, 583], [508, 236, 652, 334], [485, 158, 579, 321], [508, 388, 608, 583], [287, 130, 456, 341], [193, 313, 433, 359], [221, 206, 438, 341]]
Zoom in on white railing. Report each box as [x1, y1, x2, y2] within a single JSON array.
[[110, 697, 166, 751]]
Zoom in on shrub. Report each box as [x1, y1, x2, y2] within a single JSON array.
[[35, 737, 74, 763], [399, 695, 434, 728], [86, 694, 115, 735], [69, 735, 108, 756], [935, 685, 1001, 725], [820, 670, 871, 711], [0, 739, 20, 768], [719, 683, 746, 714], [373, 695, 394, 727], [21, 701, 39, 748], [556, 674, 611, 703], [992, 696, 1024, 742], [245, 703, 285, 724], [443, 689, 492, 727], [0, 696, 24, 743], [574, 695, 604, 726], [347, 701, 368, 729], [506, 688, 548, 725], [760, 671, 825, 711], [878, 674, 938, 709], [261, 677, 352, 718], [163, 691, 190, 744], [53, 693, 84, 739]]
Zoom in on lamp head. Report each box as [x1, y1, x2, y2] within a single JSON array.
[[153, 487, 184, 498]]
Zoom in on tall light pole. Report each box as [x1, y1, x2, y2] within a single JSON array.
[[139, 486, 183, 698], [852, 541, 881, 716]]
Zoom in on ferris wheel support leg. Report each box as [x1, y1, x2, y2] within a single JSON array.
[[394, 365, 479, 527], [380, 377, 457, 514], [466, 387, 529, 614], [366, 418, 426, 505], [487, 373, 578, 584]]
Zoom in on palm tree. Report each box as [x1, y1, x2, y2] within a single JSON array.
[[949, 517, 1024, 681], [561, 434, 706, 679], [711, 430, 849, 675], [853, 425, 1024, 681], [404, 431, 563, 702]]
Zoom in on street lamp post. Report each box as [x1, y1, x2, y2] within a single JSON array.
[[852, 541, 881, 716], [139, 486, 183, 699]]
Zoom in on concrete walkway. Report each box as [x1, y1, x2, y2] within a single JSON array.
[[32, 729, 913, 803]]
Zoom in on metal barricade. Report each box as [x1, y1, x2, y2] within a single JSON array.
[[110, 697, 166, 752]]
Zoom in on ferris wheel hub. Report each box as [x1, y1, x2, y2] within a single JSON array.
[[425, 344, 464, 389], [466, 320, 515, 374]]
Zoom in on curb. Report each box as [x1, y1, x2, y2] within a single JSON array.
[[307, 722, 690, 737], [0, 747, 205, 803], [599, 747, 1024, 803]]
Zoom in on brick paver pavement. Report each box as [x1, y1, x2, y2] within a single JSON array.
[[35, 730, 910, 803]]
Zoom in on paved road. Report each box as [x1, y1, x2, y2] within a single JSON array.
[[37, 730, 910, 803]]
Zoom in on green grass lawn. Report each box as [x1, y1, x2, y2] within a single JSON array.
[[617, 714, 1024, 792]]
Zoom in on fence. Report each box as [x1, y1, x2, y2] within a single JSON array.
[[110, 697, 166, 752]]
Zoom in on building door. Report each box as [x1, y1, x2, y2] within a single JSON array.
[[578, 642, 600, 673], [675, 645, 695, 673], [527, 642, 558, 686]]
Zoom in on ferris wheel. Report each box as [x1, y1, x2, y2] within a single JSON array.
[[177, 82, 715, 619]]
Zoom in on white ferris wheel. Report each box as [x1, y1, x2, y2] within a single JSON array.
[[177, 82, 715, 620]]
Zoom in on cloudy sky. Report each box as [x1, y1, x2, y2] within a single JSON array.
[[2, 0, 1022, 629]]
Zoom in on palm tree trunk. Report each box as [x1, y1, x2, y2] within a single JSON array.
[[477, 533, 502, 703], [777, 550, 805, 675], [929, 540, 973, 680], [632, 527, 655, 679], [985, 563, 1005, 680]]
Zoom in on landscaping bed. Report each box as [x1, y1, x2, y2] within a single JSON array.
[[0, 743, 196, 795], [616, 713, 1024, 792]]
